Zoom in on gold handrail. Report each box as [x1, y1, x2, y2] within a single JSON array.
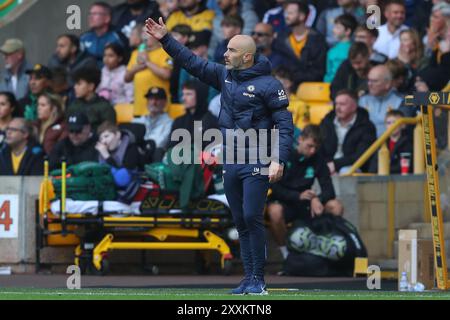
[[342, 115, 422, 176]]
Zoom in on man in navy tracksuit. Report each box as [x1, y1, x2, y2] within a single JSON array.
[[146, 17, 294, 295]]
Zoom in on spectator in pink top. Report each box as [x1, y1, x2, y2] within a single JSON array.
[[97, 42, 133, 105]]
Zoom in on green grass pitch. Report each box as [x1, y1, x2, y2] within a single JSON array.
[[1, 288, 450, 300]]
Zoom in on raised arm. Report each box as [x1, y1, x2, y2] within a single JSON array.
[[145, 17, 224, 91]]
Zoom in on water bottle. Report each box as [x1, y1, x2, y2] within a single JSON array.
[[399, 272, 409, 292], [137, 43, 147, 64]]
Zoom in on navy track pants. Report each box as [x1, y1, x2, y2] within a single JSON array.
[[223, 163, 270, 279]]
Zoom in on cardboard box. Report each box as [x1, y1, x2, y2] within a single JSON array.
[[398, 230, 435, 290]]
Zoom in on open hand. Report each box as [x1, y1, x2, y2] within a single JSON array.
[[145, 17, 168, 40], [268, 161, 284, 183]]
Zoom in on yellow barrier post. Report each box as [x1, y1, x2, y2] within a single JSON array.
[[378, 143, 390, 175], [61, 158, 67, 235], [342, 116, 420, 176], [414, 120, 425, 174]]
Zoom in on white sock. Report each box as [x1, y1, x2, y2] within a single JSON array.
[[279, 246, 289, 259]]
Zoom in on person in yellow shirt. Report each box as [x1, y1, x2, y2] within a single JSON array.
[[273, 66, 310, 130], [125, 29, 173, 116], [166, 0, 215, 33], [272, 1, 327, 88], [0, 118, 44, 176]]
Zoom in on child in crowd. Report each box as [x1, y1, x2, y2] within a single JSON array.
[[323, 14, 358, 83], [97, 43, 134, 105]]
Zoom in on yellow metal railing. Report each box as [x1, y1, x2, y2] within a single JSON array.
[[342, 115, 423, 176], [0, 0, 15, 11]]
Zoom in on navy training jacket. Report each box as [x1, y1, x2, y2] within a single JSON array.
[[160, 34, 294, 164]]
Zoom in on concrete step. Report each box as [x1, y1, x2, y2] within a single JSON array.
[[406, 222, 450, 239]]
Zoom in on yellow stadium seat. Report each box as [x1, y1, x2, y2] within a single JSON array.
[[308, 102, 334, 125], [114, 103, 134, 124], [168, 103, 186, 119], [297, 82, 331, 103]]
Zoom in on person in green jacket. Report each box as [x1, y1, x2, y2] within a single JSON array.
[[323, 14, 358, 84], [66, 66, 116, 131]]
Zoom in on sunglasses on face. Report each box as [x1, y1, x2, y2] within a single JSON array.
[[251, 32, 270, 37], [6, 127, 25, 133]]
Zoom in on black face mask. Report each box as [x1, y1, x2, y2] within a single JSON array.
[[128, 1, 146, 11]]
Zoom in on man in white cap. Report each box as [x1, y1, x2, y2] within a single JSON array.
[[0, 38, 32, 101]]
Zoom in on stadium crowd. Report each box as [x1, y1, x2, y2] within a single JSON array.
[[0, 0, 449, 264]]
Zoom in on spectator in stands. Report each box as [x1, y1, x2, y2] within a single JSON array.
[[34, 92, 68, 155], [331, 42, 371, 99], [316, 0, 365, 47], [129, 23, 144, 51], [170, 24, 192, 103], [157, 0, 179, 19], [273, 66, 310, 130], [323, 13, 358, 83], [125, 29, 173, 116], [252, 23, 285, 69], [97, 43, 133, 105], [0, 118, 44, 176], [178, 31, 218, 103], [0, 39, 31, 101], [262, 0, 317, 35], [96, 122, 140, 170], [369, 109, 413, 174], [267, 125, 344, 260], [67, 67, 116, 131], [358, 64, 413, 136], [112, 0, 161, 39], [19, 64, 53, 121], [397, 29, 426, 70], [423, 2, 450, 56], [49, 112, 98, 170], [320, 89, 377, 174], [417, 5, 450, 91], [50, 67, 74, 107], [209, 0, 259, 58], [273, 1, 327, 88], [0, 92, 18, 148], [48, 34, 97, 83], [373, 0, 409, 59], [132, 87, 173, 148], [385, 59, 415, 94], [213, 15, 244, 63], [80, 2, 127, 67], [168, 80, 218, 150], [166, 0, 215, 34], [353, 25, 388, 65]]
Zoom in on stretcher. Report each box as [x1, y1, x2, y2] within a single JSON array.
[[35, 160, 238, 275]]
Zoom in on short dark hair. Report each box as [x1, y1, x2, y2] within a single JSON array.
[[104, 42, 127, 65], [349, 41, 370, 60], [58, 34, 80, 51], [335, 13, 358, 35], [384, 0, 405, 9], [221, 15, 244, 29], [385, 59, 408, 80], [172, 24, 192, 37], [385, 109, 405, 119], [273, 65, 294, 82], [0, 91, 18, 111], [285, 0, 310, 16], [335, 89, 359, 103], [301, 124, 322, 145], [91, 1, 112, 16], [355, 24, 379, 38], [71, 66, 101, 88]]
